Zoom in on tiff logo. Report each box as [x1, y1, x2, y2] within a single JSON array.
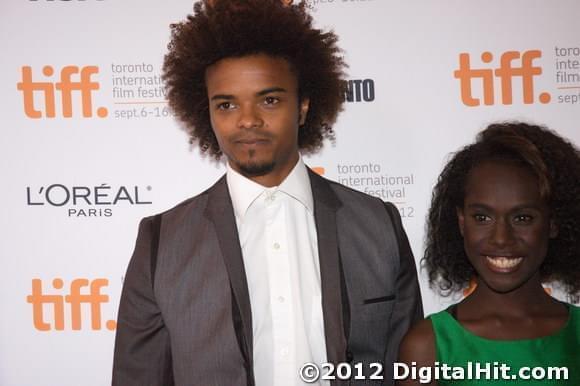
[[17, 65, 108, 118], [454, 50, 551, 106], [26, 278, 116, 331]]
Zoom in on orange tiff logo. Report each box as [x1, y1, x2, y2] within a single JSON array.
[[26, 278, 116, 331], [454, 50, 551, 106], [17, 65, 108, 118]]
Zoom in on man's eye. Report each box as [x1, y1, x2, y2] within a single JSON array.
[[217, 102, 235, 110], [263, 96, 280, 105]]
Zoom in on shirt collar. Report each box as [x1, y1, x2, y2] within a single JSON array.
[[226, 156, 314, 223], [279, 156, 314, 213]]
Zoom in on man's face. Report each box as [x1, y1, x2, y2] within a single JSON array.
[[205, 54, 309, 187]]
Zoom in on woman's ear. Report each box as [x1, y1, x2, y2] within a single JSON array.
[[456, 207, 465, 237], [549, 219, 558, 239]]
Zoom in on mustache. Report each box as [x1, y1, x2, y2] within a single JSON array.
[[229, 128, 275, 142]]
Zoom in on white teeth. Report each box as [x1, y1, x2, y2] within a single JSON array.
[[486, 256, 523, 269]]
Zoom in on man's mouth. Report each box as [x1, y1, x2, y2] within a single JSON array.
[[236, 137, 269, 145], [484, 256, 524, 272]]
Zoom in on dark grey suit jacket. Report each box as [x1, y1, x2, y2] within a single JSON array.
[[112, 169, 423, 386]]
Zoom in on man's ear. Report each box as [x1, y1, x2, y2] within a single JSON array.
[[456, 207, 465, 237], [299, 98, 310, 126]]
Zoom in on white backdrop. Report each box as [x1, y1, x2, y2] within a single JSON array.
[[1, 1, 579, 385]]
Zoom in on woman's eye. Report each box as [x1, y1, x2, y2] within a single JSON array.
[[514, 214, 533, 223], [473, 214, 490, 222]]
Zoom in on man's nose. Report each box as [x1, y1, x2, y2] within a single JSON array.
[[237, 104, 263, 129]]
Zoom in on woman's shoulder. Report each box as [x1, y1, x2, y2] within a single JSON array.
[[398, 317, 436, 364], [567, 303, 580, 324]]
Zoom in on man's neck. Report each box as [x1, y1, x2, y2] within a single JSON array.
[[231, 152, 300, 187]]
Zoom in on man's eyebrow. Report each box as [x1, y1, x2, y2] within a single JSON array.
[[257, 87, 287, 96], [210, 94, 234, 101], [210, 87, 288, 101]]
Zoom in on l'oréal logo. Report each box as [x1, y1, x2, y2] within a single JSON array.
[[26, 183, 153, 217]]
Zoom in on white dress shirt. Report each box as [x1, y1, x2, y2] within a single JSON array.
[[226, 157, 328, 386]]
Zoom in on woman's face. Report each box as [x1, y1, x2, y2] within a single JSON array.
[[457, 160, 557, 294]]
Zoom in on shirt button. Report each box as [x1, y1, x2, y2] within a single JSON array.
[[281, 347, 289, 356], [273, 242, 280, 250], [265, 192, 276, 203], [278, 296, 285, 303]]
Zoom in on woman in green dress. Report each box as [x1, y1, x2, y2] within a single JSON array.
[[398, 122, 580, 385]]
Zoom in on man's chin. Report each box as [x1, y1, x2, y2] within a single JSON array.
[[236, 160, 275, 178]]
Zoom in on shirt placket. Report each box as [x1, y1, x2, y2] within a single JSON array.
[[264, 190, 295, 384]]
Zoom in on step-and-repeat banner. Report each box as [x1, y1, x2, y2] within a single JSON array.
[[1, 1, 579, 385]]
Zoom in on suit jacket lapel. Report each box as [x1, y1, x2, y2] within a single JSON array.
[[203, 176, 253, 372], [202, 172, 347, 379], [309, 169, 348, 365]]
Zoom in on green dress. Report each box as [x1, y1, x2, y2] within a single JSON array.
[[428, 304, 580, 385]]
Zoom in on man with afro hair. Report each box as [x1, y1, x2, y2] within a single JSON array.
[[112, 1, 422, 385]]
